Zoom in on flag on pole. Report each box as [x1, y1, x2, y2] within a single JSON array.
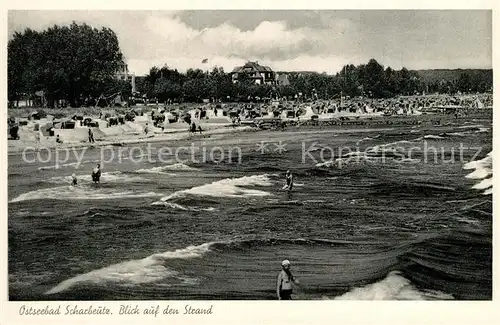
[[201, 58, 208, 64]]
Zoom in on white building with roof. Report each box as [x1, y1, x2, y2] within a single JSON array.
[[231, 61, 276, 85]]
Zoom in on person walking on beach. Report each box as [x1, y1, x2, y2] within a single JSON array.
[[35, 129, 41, 151], [277, 260, 300, 300], [88, 128, 95, 143]]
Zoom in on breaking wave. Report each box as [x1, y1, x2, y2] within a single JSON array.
[[155, 174, 273, 203], [10, 185, 162, 202], [464, 152, 492, 195], [135, 163, 197, 175], [48, 171, 145, 184], [334, 271, 453, 300], [415, 135, 445, 140], [38, 162, 82, 170], [45, 242, 213, 295], [42, 229, 491, 299]]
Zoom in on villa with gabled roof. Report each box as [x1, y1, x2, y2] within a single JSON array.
[[231, 61, 276, 85]]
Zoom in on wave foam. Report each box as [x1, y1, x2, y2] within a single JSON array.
[[10, 185, 162, 202], [356, 136, 376, 144], [415, 135, 445, 141], [151, 201, 217, 212], [135, 163, 196, 174], [463, 152, 492, 195], [45, 243, 213, 295], [458, 124, 484, 129], [335, 271, 454, 300], [369, 140, 413, 153], [446, 132, 469, 137], [38, 162, 81, 170], [472, 178, 492, 190], [48, 171, 145, 184], [483, 188, 492, 195], [157, 174, 273, 202], [315, 149, 416, 168], [465, 168, 489, 180]]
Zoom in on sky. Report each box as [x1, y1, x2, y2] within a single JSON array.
[[8, 10, 492, 76]]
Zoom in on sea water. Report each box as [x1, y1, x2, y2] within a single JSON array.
[[8, 121, 492, 300]]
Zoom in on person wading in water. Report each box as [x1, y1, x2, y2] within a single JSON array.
[[92, 164, 101, 184], [282, 170, 294, 191], [71, 173, 78, 186], [276, 260, 300, 300]]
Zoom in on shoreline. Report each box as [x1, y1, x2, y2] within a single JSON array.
[[8, 111, 491, 156], [8, 125, 252, 155]]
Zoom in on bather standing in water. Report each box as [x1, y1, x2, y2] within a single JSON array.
[[282, 170, 294, 191], [277, 260, 300, 300], [71, 173, 78, 186], [92, 164, 101, 184]]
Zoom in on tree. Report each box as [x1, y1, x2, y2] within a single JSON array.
[[363, 59, 385, 97], [8, 22, 124, 107], [145, 66, 160, 97], [182, 78, 213, 102], [397, 68, 411, 95], [133, 58, 493, 103], [115, 79, 132, 101], [339, 64, 361, 97], [186, 68, 206, 80], [134, 76, 148, 96], [210, 66, 232, 101], [8, 29, 39, 104], [154, 78, 182, 102], [457, 72, 471, 93], [383, 67, 398, 97]]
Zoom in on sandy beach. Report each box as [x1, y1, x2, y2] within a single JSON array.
[[8, 106, 491, 155], [7, 106, 253, 154]]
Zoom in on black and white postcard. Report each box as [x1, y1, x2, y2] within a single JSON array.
[[1, 1, 498, 325]]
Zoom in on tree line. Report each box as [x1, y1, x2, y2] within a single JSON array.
[[8, 22, 130, 108], [136, 59, 492, 103], [8, 23, 493, 108]]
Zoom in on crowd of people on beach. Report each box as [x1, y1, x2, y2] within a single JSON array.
[[7, 91, 492, 153], [160, 92, 493, 124]]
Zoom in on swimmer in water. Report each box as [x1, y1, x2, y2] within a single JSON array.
[[92, 164, 101, 184], [282, 170, 293, 191], [71, 173, 78, 186], [276, 260, 300, 300]]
